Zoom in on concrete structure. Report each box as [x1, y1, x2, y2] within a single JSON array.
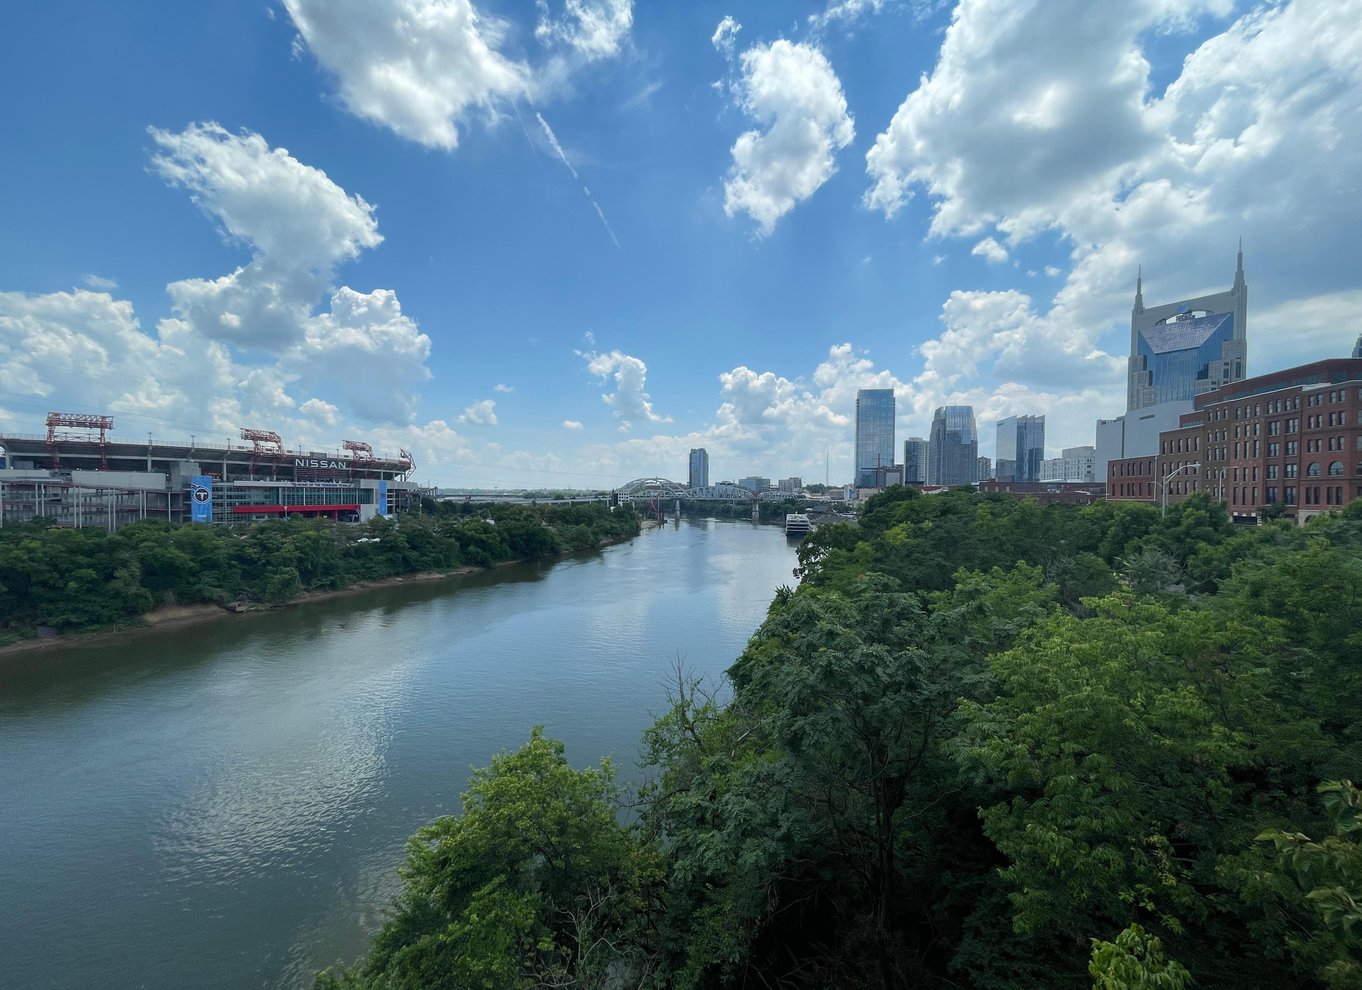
[[688, 448, 709, 490], [0, 419, 421, 528], [855, 389, 896, 487], [777, 477, 802, 493], [1040, 445, 1097, 483], [1107, 355, 1362, 522], [977, 456, 992, 482], [738, 476, 770, 493], [927, 405, 978, 487], [996, 415, 1045, 482], [903, 437, 928, 485]]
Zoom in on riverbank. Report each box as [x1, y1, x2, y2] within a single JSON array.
[[0, 523, 654, 659], [0, 564, 500, 659]]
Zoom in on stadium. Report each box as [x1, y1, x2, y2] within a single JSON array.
[[0, 413, 424, 529]]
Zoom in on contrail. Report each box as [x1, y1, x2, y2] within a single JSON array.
[[535, 112, 621, 249]]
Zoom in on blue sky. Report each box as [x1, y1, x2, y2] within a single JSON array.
[[3, 0, 1360, 488]]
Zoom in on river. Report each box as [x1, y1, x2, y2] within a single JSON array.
[[0, 518, 799, 989]]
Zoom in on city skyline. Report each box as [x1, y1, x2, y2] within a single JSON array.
[[3, 2, 1361, 488]]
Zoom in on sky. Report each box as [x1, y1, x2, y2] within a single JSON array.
[[2, 0, 1361, 489]]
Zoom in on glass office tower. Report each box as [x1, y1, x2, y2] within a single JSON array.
[[688, 448, 709, 489], [855, 389, 896, 487], [928, 405, 978, 487], [995, 414, 1045, 482]]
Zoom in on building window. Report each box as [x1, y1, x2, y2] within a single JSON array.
[[1308, 463, 1322, 477], [1268, 442, 1280, 457], [1267, 464, 1279, 480], [1286, 486, 1297, 505], [1268, 420, 1280, 436], [1287, 441, 1299, 456], [1330, 461, 1345, 476], [1287, 418, 1299, 433], [1286, 463, 1298, 479], [1266, 486, 1279, 503]]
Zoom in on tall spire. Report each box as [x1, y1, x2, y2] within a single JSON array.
[[1234, 238, 1245, 291], [1134, 265, 1144, 313]]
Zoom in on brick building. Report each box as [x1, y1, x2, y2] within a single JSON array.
[[1108, 357, 1362, 522]]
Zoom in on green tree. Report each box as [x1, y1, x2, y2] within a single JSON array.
[[319, 728, 650, 990]]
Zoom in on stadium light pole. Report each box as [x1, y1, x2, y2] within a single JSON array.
[[1161, 462, 1201, 518]]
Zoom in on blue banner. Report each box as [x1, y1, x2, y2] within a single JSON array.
[[190, 475, 213, 524], [377, 480, 388, 518]]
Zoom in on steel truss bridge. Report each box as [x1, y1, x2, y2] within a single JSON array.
[[613, 478, 793, 502]]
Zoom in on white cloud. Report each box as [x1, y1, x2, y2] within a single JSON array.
[[536, 0, 633, 62], [290, 287, 432, 423], [284, 0, 635, 152], [721, 40, 855, 236], [971, 236, 1008, 263], [458, 398, 498, 425], [300, 398, 342, 426], [81, 274, 118, 291], [711, 15, 741, 57], [494, 383, 514, 393], [579, 347, 669, 429], [808, 0, 884, 35], [562, 419, 584, 429], [149, 122, 382, 351], [283, 0, 530, 150], [865, 0, 1362, 430]]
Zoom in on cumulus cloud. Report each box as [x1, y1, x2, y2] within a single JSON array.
[[290, 287, 432, 423], [721, 40, 855, 236], [458, 398, 498, 425], [971, 236, 1008, 263], [865, 0, 1362, 430], [149, 122, 382, 350], [562, 419, 584, 429], [148, 125, 431, 425], [579, 347, 669, 429], [494, 383, 514, 393], [282, 0, 530, 150], [536, 0, 633, 62]]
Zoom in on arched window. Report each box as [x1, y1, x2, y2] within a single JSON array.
[[1308, 462, 1322, 477], [1329, 461, 1344, 477]]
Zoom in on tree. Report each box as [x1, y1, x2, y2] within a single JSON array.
[[318, 728, 650, 989]]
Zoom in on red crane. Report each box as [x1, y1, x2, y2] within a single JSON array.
[[46, 412, 114, 469]]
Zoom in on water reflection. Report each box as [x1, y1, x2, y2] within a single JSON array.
[[0, 519, 796, 988]]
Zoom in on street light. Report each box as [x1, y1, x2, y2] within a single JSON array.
[[1161, 462, 1201, 518]]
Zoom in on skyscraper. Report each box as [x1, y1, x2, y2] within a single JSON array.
[[688, 448, 709, 489], [1127, 246, 1248, 412], [903, 437, 928, 485], [855, 389, 896, 487], [928, 405, 978, 487], [995, 414, 1045, 482]]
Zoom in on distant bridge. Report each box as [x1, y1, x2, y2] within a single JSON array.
[[612, 478, 795, 502]]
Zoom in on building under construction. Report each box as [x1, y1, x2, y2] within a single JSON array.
[[0, 413, 425, 529]]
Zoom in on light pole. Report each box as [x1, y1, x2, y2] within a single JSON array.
[[1161, 462, 1201, 518]]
